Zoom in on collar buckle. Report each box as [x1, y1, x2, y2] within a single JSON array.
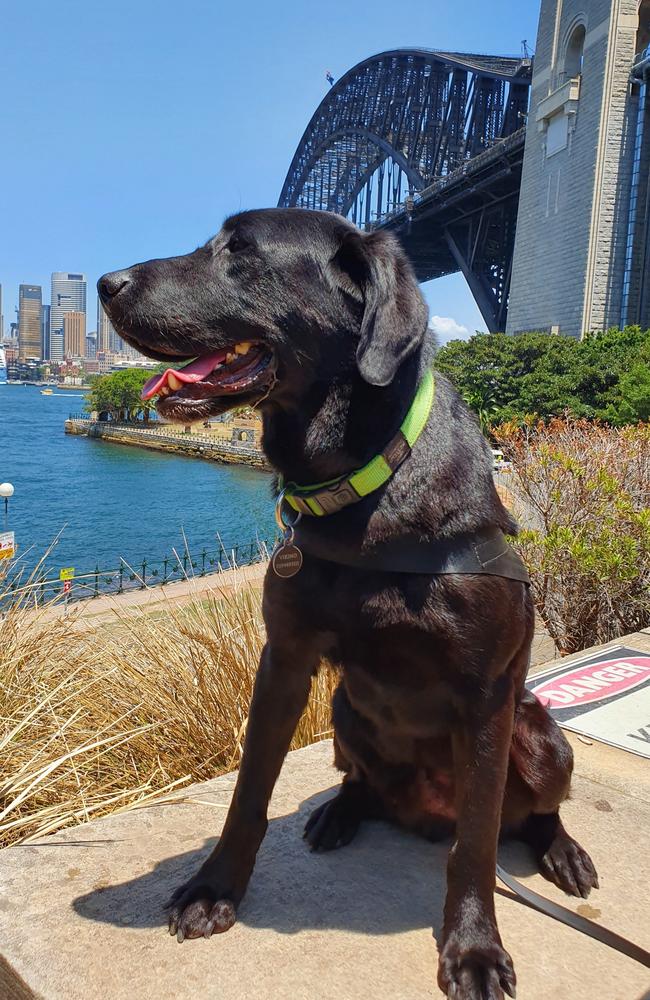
[[382, 431, 411, 472], [275, 489, 302, 533]]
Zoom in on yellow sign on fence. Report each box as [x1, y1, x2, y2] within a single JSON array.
[[0, 532, 15, 561], [59, 567, 75, 581]]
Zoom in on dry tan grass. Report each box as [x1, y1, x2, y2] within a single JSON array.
[[0, 576, 336, 848]]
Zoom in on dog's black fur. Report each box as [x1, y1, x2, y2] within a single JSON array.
[[99, 208, 597, 1000]]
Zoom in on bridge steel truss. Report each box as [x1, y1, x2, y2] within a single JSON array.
[[279, 50, 531, 331]]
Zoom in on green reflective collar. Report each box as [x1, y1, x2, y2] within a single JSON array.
[[279, 369, 435, 518]]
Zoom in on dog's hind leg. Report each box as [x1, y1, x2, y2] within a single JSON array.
[[304, 683, 386, 851], [504, 690, 599, 898], [304, 768, 384, 851]]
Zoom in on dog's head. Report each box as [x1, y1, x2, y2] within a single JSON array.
[[98, 208, 428, 422]]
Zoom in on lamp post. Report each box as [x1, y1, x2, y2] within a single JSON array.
[[0, 483, 14, 532]]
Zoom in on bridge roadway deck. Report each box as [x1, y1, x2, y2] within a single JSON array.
[[379, 128, 527, 284]]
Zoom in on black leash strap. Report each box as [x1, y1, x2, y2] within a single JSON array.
[[496, 864, 650, 968]]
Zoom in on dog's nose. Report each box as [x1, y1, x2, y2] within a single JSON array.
[[97, 270, 130, 302]]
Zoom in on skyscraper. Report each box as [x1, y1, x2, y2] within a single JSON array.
[[96, 297, 125, 353], [63, 311, 86, 358], [18, 285, 42, 359], [97, 298, 114, 353], [51, 273, 86, 352], [41, 304, 51, 359], [50, 331, 64, 363]]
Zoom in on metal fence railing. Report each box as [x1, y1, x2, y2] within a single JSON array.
[[1, 535, 277, 610], [67, 412, 161, 422]]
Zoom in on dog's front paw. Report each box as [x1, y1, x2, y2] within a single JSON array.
[[438, 937, 516, 1000], [166, 877, 237, 943]]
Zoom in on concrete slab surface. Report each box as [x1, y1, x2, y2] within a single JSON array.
[[1, 736, 649, 1000]]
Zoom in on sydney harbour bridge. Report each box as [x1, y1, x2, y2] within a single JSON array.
[[278, 50, 533, 332]]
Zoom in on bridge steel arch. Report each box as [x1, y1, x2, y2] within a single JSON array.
[[279, 49, 532, 330]]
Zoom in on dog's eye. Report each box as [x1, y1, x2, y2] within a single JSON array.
[[227, 233, 250, 254]]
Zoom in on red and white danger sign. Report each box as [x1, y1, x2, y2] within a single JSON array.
[[528, 645, 650, 759]]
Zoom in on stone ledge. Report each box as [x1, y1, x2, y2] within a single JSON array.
[[1, 731, 649, 999]]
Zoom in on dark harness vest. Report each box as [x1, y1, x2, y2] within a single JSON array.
[[294, 525, 531, 584]]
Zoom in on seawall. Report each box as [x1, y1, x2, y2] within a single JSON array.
[[65, 419, 270, 470]]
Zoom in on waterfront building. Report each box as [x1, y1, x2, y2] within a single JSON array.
[[8, 357, 41, 381], [18, 284, 42, 360], [0, 283, 3, 339], [0, 346, 7, 384], [63, 311, 86, 358], [51, 272, 86, 353], [41, 303, 51, 359]]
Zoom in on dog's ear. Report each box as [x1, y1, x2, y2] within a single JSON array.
[[333, 229, 428, 386]]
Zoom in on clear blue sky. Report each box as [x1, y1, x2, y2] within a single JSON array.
[[1, 0, 540, 342]]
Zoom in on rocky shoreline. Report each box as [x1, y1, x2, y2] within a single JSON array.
[[65, 419, 270, 470]]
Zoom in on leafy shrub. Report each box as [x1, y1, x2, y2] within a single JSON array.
[[435, 326, 650, 426], [495, 419, 650, 653]]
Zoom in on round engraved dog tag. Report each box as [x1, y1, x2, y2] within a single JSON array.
[[272, 543, 303, 579]]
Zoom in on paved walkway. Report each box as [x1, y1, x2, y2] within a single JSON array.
[[36, 562, 267, 626]]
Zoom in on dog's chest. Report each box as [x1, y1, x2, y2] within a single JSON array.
[[280, 567, 463, 738]]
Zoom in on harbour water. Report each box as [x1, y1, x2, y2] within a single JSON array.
[[0, 386, 275, 578]]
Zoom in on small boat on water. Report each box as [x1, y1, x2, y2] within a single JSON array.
[[40, 388, 54, 395]]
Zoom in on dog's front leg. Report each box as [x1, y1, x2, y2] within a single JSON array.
[[167, 639, 317, 942], [437, 677, 517, 1000]]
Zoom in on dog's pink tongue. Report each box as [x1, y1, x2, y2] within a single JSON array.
[[141, 349, 228, 400]]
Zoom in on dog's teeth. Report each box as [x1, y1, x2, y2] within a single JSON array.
[[159, 385, 170, 397], [235, 342, 251, 355], [225, 352, 236, 363], [167, 374, 182, 390]]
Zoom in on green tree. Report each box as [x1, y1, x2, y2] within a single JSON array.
[[85, 368, 159, 421], [435, 327, 650, 427]]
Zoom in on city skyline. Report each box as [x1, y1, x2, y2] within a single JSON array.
[[2, 0, 541, 345], [2, 267, 148, 368]]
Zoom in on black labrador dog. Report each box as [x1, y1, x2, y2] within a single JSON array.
[[99, 208, 597, 1000]]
